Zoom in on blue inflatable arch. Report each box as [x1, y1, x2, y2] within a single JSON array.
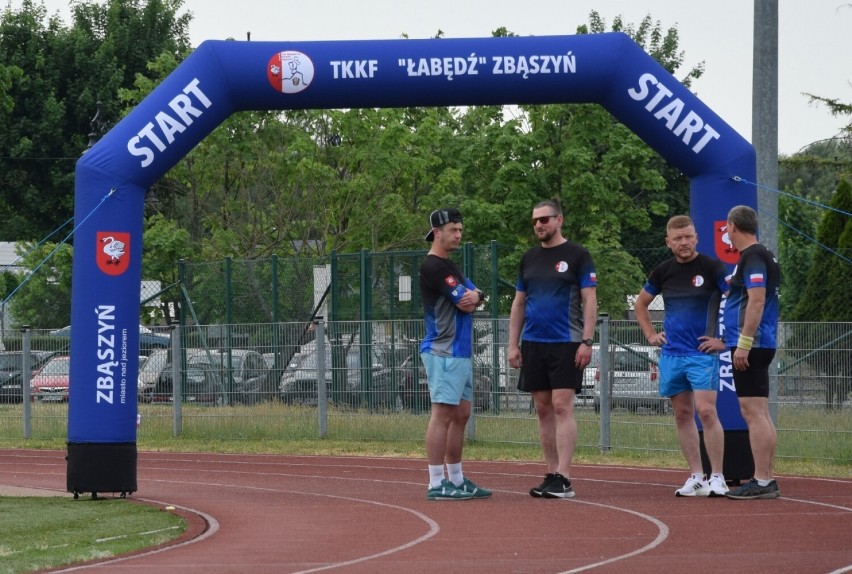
[[67, 32, 756, 494]]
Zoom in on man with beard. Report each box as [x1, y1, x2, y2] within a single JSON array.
[[508, 199, 597, 498]]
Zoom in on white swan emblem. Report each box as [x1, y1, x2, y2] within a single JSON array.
[[102, 236, 126, 265]]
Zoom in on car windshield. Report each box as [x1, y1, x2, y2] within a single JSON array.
[[41, 358, 70, 376], [211, 352, 246, 369], [293, 346, 372, 370], [140, 351, 168, 373], [612, 348, 657, 371], [0, 354, 22, 370]]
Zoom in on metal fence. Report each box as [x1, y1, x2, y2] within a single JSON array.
[[142, 244, 674, 329], [0, 319, 849, 465]]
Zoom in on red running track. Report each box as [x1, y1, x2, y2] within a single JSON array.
[[2, 449, 851, 573]]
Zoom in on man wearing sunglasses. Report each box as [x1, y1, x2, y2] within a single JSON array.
[[508, 199, 598, 498], [419, 208, 492, 501]]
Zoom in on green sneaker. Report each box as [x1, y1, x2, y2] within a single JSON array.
[[427, 479, 474, 501], [457, 477, 492, 498]]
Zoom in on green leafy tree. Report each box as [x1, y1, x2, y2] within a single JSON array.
[[791, 178, 852, 322], [141, 213, 192, 323], [778, 86, 851, 316], [0, 0, 190, 241], [7, 242, 73, 328]]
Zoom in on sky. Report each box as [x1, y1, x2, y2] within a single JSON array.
[[11, 0, 852, 155]]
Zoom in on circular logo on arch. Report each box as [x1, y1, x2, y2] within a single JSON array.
[[267, 51, 314, 94]]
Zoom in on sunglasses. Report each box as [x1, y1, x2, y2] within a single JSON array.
[[531, 214, 560, 225]]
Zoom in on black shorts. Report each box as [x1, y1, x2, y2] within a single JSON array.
[[731, 347, 776, 398], [517, 341, 583, 393]]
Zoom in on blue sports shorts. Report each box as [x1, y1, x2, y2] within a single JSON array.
[[420, 352, 473, 405], [658, 353, 719, 397]]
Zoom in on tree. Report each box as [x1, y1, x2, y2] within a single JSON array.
[[7, 242, 73, 328], [0, 0, 191, 241], [791, 178, 852, 322], [581, 12, 702, 256]]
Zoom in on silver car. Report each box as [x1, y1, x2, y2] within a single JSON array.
[[280, 343, 401, 409], [591, 344, 667, 414]]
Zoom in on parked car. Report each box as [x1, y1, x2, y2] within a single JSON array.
[[399, 355, 494, 413], [30, 355, 71, 402], [590, 344, 666, 413], [280, 342, 401, 409], [0, 351, 55, 403], [138, 348, 209, 402], [151, 357, 225, 406], [208, 349, 278, 404]]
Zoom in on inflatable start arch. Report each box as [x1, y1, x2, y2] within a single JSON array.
[[68, 33, 756, 494]]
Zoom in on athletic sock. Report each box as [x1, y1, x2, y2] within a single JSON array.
[[447, 462, 464, 486], [428, 465, 445, 488], [757, 478, 772, 487]]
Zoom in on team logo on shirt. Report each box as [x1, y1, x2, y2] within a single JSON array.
[[555, 261, 569, 273], [445, 275, 458, 287], [714, 221, 739, 264], [692, 275, 705, 287], [749, 273, 765, 284]]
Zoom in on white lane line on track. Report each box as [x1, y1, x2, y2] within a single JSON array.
[[139, 475, 669, 573], [780, 497, 852, 512], [138, 479, 442, 574], [556, 500, 670, 574]]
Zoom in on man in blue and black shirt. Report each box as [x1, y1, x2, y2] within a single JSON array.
[[635, 215, 729, 498], [722, 205, 782, 500], [419, 208, 492, 501], [508, 199, 597, 499]]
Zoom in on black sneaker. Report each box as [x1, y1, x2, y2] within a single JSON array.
[[529, 473, 556, 498], [541, 472, 575, 499], [724, 478, 780, 500]]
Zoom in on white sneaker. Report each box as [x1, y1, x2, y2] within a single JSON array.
[[675, 475, 710, 497], [706, 474, 729, 497]]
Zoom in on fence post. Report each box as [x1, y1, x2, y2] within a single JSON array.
[[466, 319, 477, 441], [224, 257, 233, 404], [271, 255, 282, 376], [316, 319, 328, 437], [359, 249, 373, 407], [598, 314, 611, 452], [21, 325, 31, 439], [330, 250, 339, 322], [462, 242, 477, 439], [490, 240, 501, 414], [178, 259, 188, 328], [170, 321, 182, 437]]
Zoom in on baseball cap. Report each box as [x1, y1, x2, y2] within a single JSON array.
[[425, 208, 463, 242]]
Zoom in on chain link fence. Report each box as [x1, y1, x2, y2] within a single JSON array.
[[1, 243, 849, 465], [0, 318, 849, 465]]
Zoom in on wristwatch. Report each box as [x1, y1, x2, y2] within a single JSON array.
[[581, 338, 594, 346]]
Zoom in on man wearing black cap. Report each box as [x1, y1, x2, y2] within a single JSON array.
[[419, 208, 492, 500]]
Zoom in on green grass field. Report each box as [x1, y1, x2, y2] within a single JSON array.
[[0, 497, 184, 574]]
